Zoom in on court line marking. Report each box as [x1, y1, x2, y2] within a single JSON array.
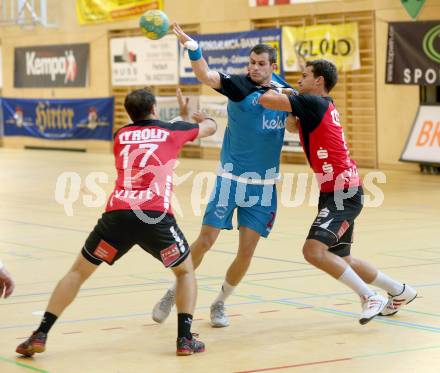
[[233, 357, 352, 372], [234, 344, 440, 372], [2, 281, 439, 332], [0, 355, 51, 373]]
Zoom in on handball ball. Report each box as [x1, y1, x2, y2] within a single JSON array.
[[139, 10, 170, 40]]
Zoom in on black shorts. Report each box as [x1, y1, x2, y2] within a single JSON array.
[[81, 210, 190, 268], [307, 187, 363, 257]]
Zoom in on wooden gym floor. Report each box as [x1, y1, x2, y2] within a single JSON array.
[[0, 148, 439, 373]]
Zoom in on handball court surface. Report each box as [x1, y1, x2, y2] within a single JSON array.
[[0, 149, 439, 373]]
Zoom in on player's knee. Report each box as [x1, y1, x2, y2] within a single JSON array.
[[237, 246, 256, 263], [302, 244, 323, 265], [173, 256, 194, 277], [196, 234, 216, 252]]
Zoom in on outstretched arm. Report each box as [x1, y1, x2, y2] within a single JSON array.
[[259, 90, 292, 112], [192, 112, 217, 139], [173, 23, 221, 89]]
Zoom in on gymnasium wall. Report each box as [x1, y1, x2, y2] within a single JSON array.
[[1, 0, 438, 169]]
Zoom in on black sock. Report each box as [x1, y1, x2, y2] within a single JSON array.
[[177, 313, 193, 339], [36, 312, 58, 334]]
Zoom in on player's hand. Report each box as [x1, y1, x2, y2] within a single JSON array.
[[281, 88, 298, 96], [286, 114, 299, 133], [0, 267, 15, 298], [176, 88, 190, 120], [173, 22, 193, 46], [192, 111, 209, 123]]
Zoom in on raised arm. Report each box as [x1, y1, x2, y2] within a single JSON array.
[[259, 89, 292, 112], [173, 23, 221, 89]]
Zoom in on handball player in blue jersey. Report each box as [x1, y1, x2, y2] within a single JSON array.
[[152, 23, 297, 327]]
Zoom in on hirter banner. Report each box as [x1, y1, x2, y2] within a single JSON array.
[[2, 97, 113, 141], [386, 21, 440, 85], [14, 44, 89, 88]]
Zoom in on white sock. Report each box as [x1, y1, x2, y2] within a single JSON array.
[[212, 280, 235, 304], [371, 271, 404, 296], [169, 283, 177, 293], [338, 266, 375, 298]]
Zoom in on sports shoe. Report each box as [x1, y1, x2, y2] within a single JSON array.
[[152, 289, 175, 323], [359, 293, 387, 325], [176, 333, 205, 356], [16, 331, 47, 357], [379, 284, 417, 316], [210, 301, 229, 328]]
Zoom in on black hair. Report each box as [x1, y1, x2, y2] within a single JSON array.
[[306, 60, 338, 92], [124, 88, 156, 121], [250, 44, 277, 64]]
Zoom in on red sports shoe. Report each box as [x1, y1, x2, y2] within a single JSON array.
[[16, 331, 47, 357], [176, 333, 205, 356]]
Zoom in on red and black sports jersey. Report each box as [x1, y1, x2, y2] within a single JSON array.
[[288, 94, 361, 192], [105, 119, 199, 214]]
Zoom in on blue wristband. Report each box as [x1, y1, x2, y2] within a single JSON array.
[[188, 47, 202, 61]]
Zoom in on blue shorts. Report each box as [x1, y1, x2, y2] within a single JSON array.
[[202, 176, 277, 238]]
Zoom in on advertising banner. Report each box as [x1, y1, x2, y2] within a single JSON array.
[[249, 0, 333, 5], [76, 0, 162, 25], [198, 95, 228, 148], [386, 21, 440, 85], [401, 105, 440, 164], [282, 23, 360, 72], [180, 29, 283, 85], [111, 35, 178, 86], [2, 97, 113, 141], [14, 44, 89, 88]]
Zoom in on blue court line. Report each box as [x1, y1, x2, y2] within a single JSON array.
[[0, 239, 75, 255], [211, 249, 310, 265], [2, 289, 440, 334], [381, 253, 440, 262], [0, 218, 89, 234], [196, 286, 440, 334], [3, 280, 172, 299]]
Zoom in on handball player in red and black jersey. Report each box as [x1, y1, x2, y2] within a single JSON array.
[[260, 60, 416, 325], [16, 88, 217, 357]]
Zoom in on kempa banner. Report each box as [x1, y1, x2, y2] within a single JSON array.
[[386, 21, 440, 85], [14, 44, 89, 88], [401, 105, 440, 164]]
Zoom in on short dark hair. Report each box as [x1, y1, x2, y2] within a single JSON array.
[[306, 60, 338, 92], [124, 88, 156, 121], [250, 44, 277, 64]]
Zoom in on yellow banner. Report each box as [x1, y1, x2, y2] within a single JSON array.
[[76, 0, 163, 25], [282, 23, 360, 72]]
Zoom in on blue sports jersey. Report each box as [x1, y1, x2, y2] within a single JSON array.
[[215, 73, 291, 180]]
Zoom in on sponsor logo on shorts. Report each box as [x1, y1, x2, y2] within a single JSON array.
[[160, 243, 181, 267], [93, 240, 117, 264], [337, 220, 350, 238], [318, 208, 330, 218]]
